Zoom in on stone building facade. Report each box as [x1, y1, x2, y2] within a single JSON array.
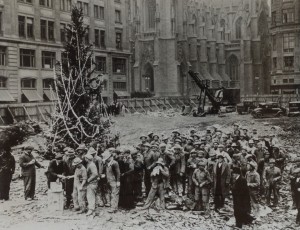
[[0, 0, 131, 103], [129, 0, 271, 97], [270, 0, 300, 94]]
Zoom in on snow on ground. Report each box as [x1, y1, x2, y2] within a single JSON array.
[[1, 112, 300, 230]]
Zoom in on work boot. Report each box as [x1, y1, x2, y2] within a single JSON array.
[[86, 210, 94, 216], [73, 207, 80, 212], [77, 209, 87, 214]]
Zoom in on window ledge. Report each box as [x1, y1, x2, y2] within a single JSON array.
[[19, 67, 38, 70]]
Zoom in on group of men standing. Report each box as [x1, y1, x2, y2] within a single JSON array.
[[2, 122, 300, 228]]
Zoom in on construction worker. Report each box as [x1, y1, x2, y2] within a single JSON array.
[[102, 151, 120, 213], [192, 161, 212, 213], [263, 158, 281, 207], [70, 157, 87, 214], [19, 145, 43, 201], [142, 158, 169, 209], [290, 158, 300, 209], [186, 150, 201, 198], [171, 144, 186, 197], [246, 162, 261, 220]]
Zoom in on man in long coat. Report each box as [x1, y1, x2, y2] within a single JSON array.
[[213, 153, 231, 211], [232, 167, 254, 228], [0, 147, 15, 201]]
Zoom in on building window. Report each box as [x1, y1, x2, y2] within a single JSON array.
[[20, 49, 35, 68], [0, 77, 7, 88], [40, 0, 52, 8], [116, 32, 122, 50], [284, 56, 294, 71], [283, 79, 288, 84], [61, 52, 68, 66], [94, 5, 104, 20], [60, 0, 71, 11], [18, 16, 34, 38], [21, 78, 36, 89], [43, 78, 54, 89], [18, 0, 32, 4], [272, 35, 276, 51], [85, 28, 89, 44], [60, 23, 66, 43], [283, 33, 295, 52], [0, 46, 6, 66], [41, 19, 55, 41], [235, 17, 242, 39], [289, 78, 294, 83], [113, 82, 127, 91], [0, 12, 3, 33], [95, 56, 106, 72], [42, 51, 56, 69], [115, 10, 121, 23], [146, 0, 156, 29], [273, 57, 277, 69], [95, 29, 106, 48], [227, 55, 239, 81], [113, 58, 126, 74], [78, 2, 89, 15], [271, 11, 276, 25], [282, 9, 294, 24]]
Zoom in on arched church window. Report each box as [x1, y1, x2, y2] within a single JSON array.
[[146, 0, 156, 29], [228, 55, 239, 81], [236, 17, 242, 39]]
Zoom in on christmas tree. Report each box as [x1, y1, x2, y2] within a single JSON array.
[[49, 6, 112, 150]]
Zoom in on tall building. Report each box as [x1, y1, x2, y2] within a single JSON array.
[[0, 0, 131, 103], [129, 0, 271, 97], [270, 0, 300, 94]]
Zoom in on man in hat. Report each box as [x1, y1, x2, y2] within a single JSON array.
[[102, 151, 120, 212], [63, 148, 76, 209], [273, 145, 285, 171], [69, 157, 87, 213], [227, 143, 239, 159], [257, 149, 271, 196], [46, 153, 65, 189], [184, 137, 194, 154], [186, 150, 201, 198], [290, 158, 300, 209], [131, 149, 144, 202], [151, 134, 161, 146], [171, 144, 186, 197], [242, 128, 250, 141], [142, 158, 169, 209], [139, 135, 148, 145], [245, 154, 257, 170], [213, 153, 231, 211], [207, 152, 217, 177], [232, 123, 241, 137], [294, 171, 300, 225], [189, 128, 197, 138], [147, 132, 154, 143], [85, 154, 98, 216], [246, 161, 261, 219], [232, 167, 253, 228], [0, 146, 15, 201], [19, 145, 43, 201], [192, 161, 212, 213], [238, 134, 248, 149], [263, 158, 281, 207]]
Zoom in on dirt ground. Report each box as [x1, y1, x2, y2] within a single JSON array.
[[1, 112, 300, 230]]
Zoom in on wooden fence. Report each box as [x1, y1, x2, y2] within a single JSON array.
[[241, 94, 300, 107]]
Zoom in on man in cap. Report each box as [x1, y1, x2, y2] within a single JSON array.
[[184, 137, 194, 153], [19, 145, 43, 201], [76, 144, 88, 160], [189, 128, 197, 138], [263, 158, 281, 207], [46, 153, 65, 189], [257, 149, 271, 195], [63, 148, 76, 209], [245, 154, 257, 171], [144, 143, 160, 196], [227, 143, 239, 159], [102, 151, 120, 212], [69, 157, 87, 213], [139, 135, 148, 145], [254, 142, 265, 163], [242, 127, 250, 141], [238, 134, 248, 149], [216, 144, 232, 165], [247, 139, 256, 155], [273, 145, 285, 171], [151, 134, 161, 146], [186, 150, 201, 198], [213, 153, 231, 211], [171, 144, 186, 197], [84, 154, 98, 216], [131, 149, 144, 202], [0, 146, 15, 201], [148, 132, 154, 143], [246, 161, 261, 219], [290, 158, 300, 209], [207, 151, 217, 176], [142, 158, 169, 210], [232, 123, 241, 136], [192, 161, 212, 213]]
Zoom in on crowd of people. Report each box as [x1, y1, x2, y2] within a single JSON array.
[[1, 123, 300, 228]]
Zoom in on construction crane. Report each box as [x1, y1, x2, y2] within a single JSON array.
[[188, 70, 227, 117]]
